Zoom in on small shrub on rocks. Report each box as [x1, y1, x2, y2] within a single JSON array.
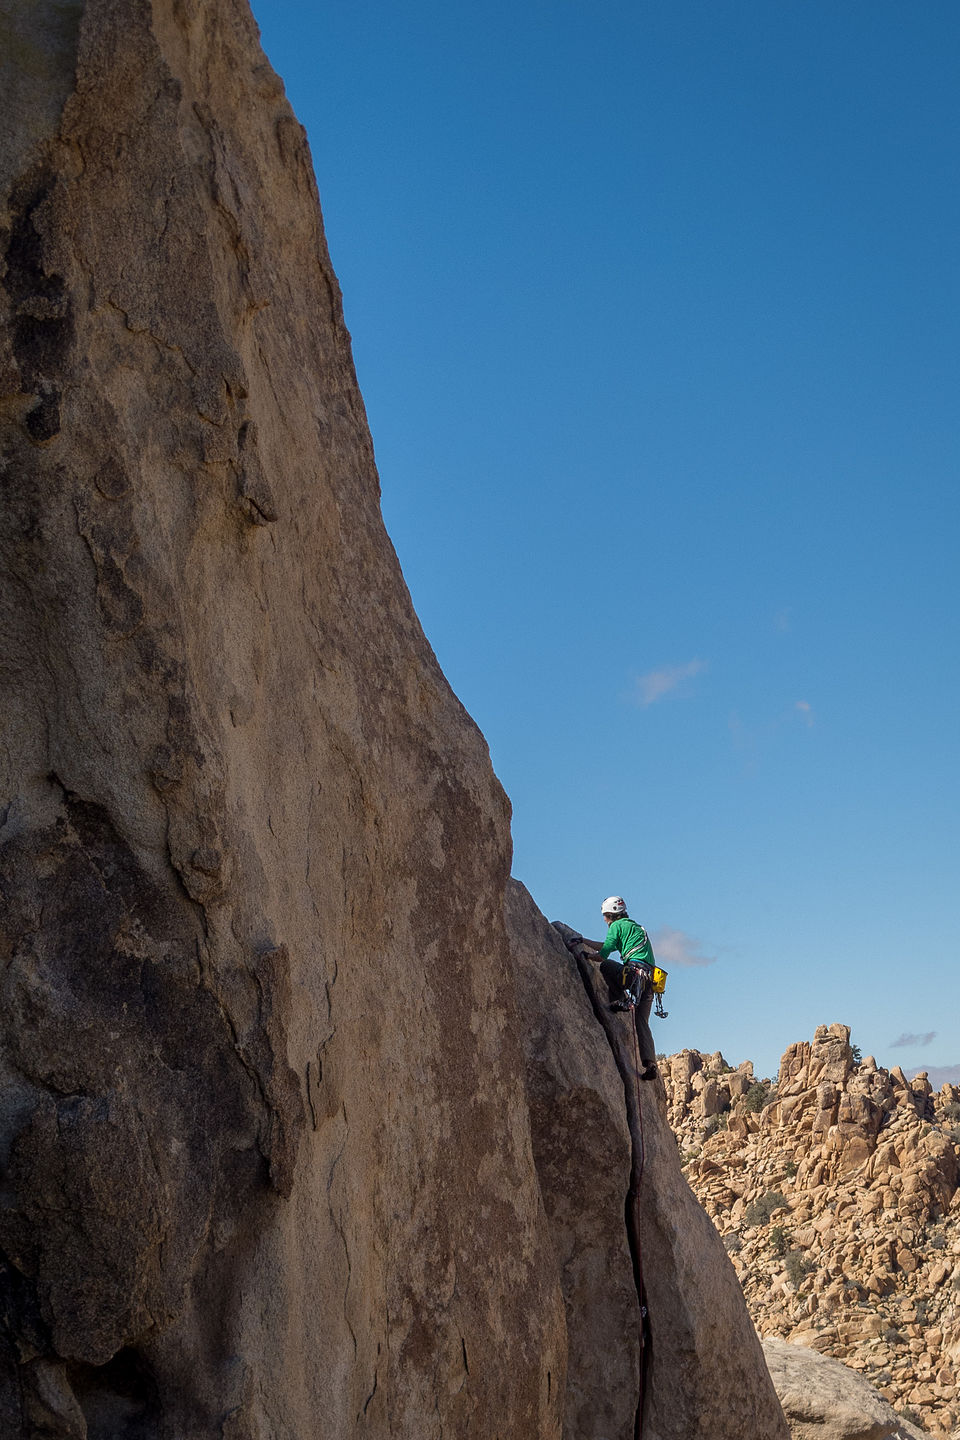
[[785, 1249, 813, 1287], [783, 1159, 798, 1178], [744, 1190, 788, 1227], [744, 1082, 769, 1112], [769, 1225, 790, 1257]]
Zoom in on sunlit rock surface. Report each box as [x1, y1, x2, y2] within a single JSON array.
[[762, 1338, 929, 1440], [668, 1026, 960, 1437]]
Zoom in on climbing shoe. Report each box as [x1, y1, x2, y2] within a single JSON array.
[[638, 1064, 659, 1082], [610, 999, 635, 1013]]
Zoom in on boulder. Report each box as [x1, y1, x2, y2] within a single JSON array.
[[812, 1026, 855, 1088], [762, 1338, 928, 1440]]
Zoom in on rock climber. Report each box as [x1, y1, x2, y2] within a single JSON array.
[[584, 895, 659, 1080]]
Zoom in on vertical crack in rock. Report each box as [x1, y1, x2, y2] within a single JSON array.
[[547, 916, 653, 1437], [563, 934, 651, 1440], [507, 878, 789, 1440]]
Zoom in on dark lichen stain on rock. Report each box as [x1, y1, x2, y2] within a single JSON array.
[[4, 172, 72, 441]]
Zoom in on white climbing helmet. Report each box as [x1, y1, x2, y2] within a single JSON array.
[[601, 895, 627, 917]]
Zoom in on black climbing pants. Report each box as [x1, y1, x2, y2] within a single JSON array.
[[599, 961, 657, 1069]]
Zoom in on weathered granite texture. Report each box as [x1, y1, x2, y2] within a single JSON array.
[[1, 2, 790, 1437], [762, 1339, 928, 1440], [0, 3, 564, 1435]]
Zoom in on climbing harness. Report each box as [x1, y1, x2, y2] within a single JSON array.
[[620, 963, 643, 1007], [621, 961, 669, 1019]]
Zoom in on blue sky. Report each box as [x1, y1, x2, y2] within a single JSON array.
[[250, 1, 959, 1082]]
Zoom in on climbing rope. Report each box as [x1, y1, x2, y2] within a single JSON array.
[[562, 932, 652, 1439], [630, 991, 649, 1440], [632, 1012, 646, 1181]]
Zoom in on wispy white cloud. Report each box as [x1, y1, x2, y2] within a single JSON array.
[[891, 1030, 937, 1048], [729, 701, 814, 767], [650, 927, 717, 968], [633, 658, 705, 708]]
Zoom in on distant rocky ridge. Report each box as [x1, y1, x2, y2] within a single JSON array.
[[664, 1025, 960, 1438]]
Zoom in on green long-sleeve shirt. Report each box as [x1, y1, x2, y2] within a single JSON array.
[[600, 916, 655, 968]]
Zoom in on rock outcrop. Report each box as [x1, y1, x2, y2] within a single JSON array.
[[0, 3, 564, 1433], [666, 1026, 960, 1438], [1, 2, 788, 1436]]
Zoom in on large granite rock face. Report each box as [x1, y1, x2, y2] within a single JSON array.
[[1, 3, 789, 1437], [0, 3, 565, 1435]]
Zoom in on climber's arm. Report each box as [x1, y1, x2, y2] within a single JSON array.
[[583, 935, 614, 960]]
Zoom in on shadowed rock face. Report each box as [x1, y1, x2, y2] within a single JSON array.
[[1, 3, 787, 1437]]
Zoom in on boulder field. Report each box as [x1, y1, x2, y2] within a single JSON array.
[[666, 1025, 960, 1437]]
